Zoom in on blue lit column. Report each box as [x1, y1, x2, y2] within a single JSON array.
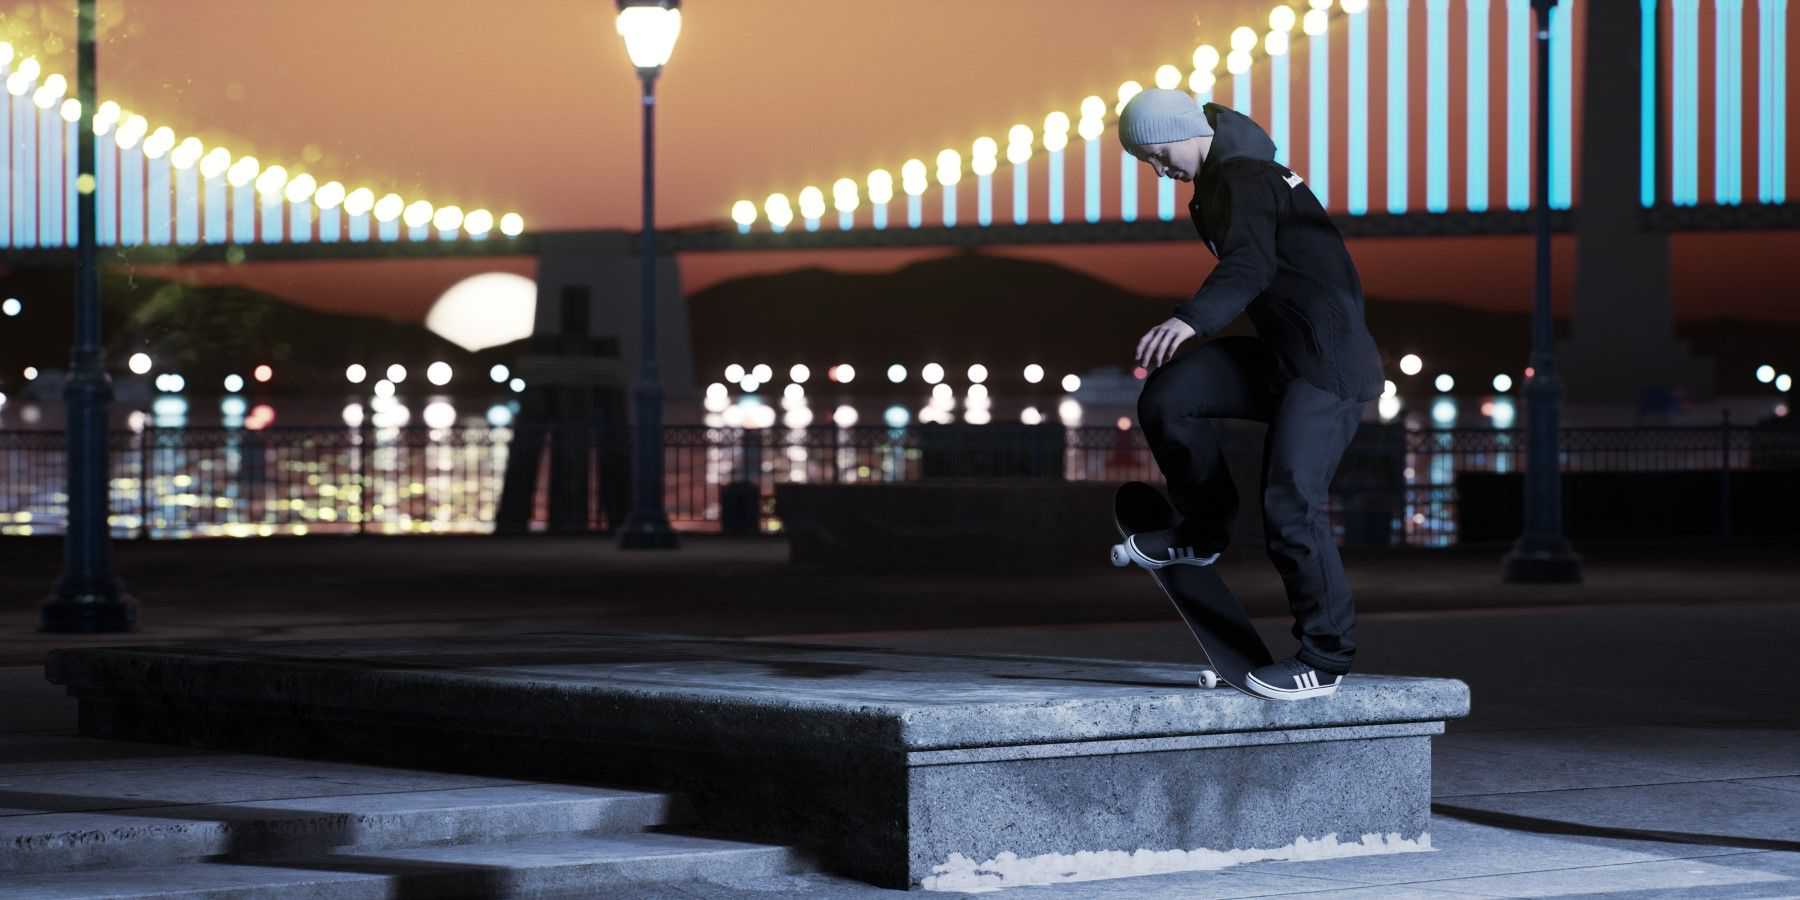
[[144, 128, 172, 245], [345, 188, 372, 240], [63, 99, 77, 245], [14, 72, 37, 247], [1044, 111, 1070, 224], [200, 150, 227, 243], [315, 184, 342, 241], [902, 159, 925, 227], [228, 158, 256, 243], [1350, 5, 1370, 214], [936, 149, 960, 227], [286, 175, 315, 241], [1079, 96, 1104, 223], [1268, 16, 1293, 168], [832, 178, 857, 229], [1230, 28, 1256, 114], [1717, 0, 1745, 204], [1307, 13, 1331, 208], [1468, 0, 1492, 211], [405, 200, 431, 240], [172, 139, 200, 244], [866, 170, 890, 229], [1429, 0, 1450, 211], [1388, 0, 1411, 213], [257, 166, 286, 241], [1758, 0, 1772, 201], [95, 108, 114, 246], [1007, 124, 1031, 224], [973, 137, 995, 226], [376, 194, 401, 241], [1508, 0, 1531, 209], [1675, 0, 1698, 204], [39, 85, 64, 246], [0, 62, 10, 248], [1644, 0, 1660, 207], [116, 116, 143, 246], [1763, 0, 1788, 202]]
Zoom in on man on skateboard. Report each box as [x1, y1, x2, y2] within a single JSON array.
[[1113, 88, 1386, 702]]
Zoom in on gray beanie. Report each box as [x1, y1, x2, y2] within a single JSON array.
[[1117, 88, 1214, 147]]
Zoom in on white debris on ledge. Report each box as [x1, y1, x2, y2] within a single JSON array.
[[922, 830, 1434, 893]]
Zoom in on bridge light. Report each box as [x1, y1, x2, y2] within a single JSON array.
[[200, 147, 231, 179], [1304, 9, 1329, 35], [1231, 26, 1259, 52], [762, 195, 793, 229], [1270, 5, 1298, 32], [730, 199, 757, 225], [1006, 129, 1033, 164], [797, 186, 826, 219], [1115, 80, 1142, 114], [94, 100, 119, 135], [117, 114, 149, 149], [143, 126, 176, 159], [284, 173, 317, 204], [344, 187, 375, 217], [1155, 65, 1182, 90], [59, 98, 80, 123], [900, 159, 928, 195], [1310, 0, 1334, 8], [432, 205, 464, 231], [866, 169, 893, 204], [1264, 30, 1290, 56], [254, 164, 289, 198], [373, 193, 404, 222], [227, 155, 259, 187], [0, 43, 10, 66], [4, 72, 27, 98], [403, 200, 434, 229], [1079, 95, 1107, 120], [832, 178, 859, 212], [463, 208, 494, 235], [171, 137, 204, 170], [972, 136, 998, 161], [17, 56, 39, 81], [1023, 364, 1044, 383], [1044, 129, 1068, 153], [1078, 116, 1103, 141], [971, 142, 997, 177], [1008, 124, 1033, 147], [1044, 111, 1070, 136], [499, 212, 525, 236], [935, 149, 962, 186], [1400, 353, 1424, 375], [1193, 44, 1221, 72], [1190, 70, 1217, 94], [1227, 50, 1253, 75], [37, 71, 66, 107], [314, 181, 347, 209], [1757, 364, 1776, 383], [1341, 0, 1368, 13]]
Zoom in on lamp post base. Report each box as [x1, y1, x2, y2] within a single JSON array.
[[617, 512, 679, 549], [1501, 537, 1584, 584], [41, 586, 139, 633]]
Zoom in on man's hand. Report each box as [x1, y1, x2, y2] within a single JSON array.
[[1135, 317, 1197, 371]]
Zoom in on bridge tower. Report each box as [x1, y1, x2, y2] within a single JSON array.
[[1562, 4, 1714, 407]]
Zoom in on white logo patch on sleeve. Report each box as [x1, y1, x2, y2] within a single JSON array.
[[1283, 172, 1304, 188]]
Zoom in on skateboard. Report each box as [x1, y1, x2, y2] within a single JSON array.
[[1110, 481, 1274, 696]]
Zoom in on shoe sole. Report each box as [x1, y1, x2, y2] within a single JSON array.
[[1245, 671, 1343, 701], [1121, 535, 1221, 570]]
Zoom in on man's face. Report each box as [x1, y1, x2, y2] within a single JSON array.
[[1127, 136, 1207, 182]]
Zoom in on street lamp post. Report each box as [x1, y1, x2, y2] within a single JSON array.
[[615, 0, 680, 549], [1502, 0, 1582, 583], [43, 0, 137, 631]]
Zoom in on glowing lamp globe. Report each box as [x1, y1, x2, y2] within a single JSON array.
[[426, 272, 538, 353], [615, 0, 682, 72]]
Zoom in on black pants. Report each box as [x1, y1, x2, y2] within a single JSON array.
[[1137, 336, 1366, 675]]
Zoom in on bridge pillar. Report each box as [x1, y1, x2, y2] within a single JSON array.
[[1561, 3, 1714, 408], [492, 235, 697, 534]]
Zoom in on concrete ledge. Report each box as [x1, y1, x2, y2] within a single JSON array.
[[46, 633, 1470, 890]]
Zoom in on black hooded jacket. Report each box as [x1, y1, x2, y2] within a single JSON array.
[[1176, 102, 1385, 403]]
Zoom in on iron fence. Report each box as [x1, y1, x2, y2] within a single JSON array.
[[1, 414, 1796, 547]]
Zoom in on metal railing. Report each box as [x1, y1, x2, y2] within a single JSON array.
[[2, 415, 1796, 547]]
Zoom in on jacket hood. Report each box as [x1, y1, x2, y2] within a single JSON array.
[[1197, 102, 1276, 181]]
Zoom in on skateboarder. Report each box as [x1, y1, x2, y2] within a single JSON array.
[[1113, 88, 1385, 701]]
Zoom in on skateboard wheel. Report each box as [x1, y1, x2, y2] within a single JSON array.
[[1109, 544, 1130, 568], [1198, 670, 1220, 689]]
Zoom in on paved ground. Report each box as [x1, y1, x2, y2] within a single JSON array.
[[5, 534, 1799, 896]]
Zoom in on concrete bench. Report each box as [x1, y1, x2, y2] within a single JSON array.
[[47, 633, 1470, 891]]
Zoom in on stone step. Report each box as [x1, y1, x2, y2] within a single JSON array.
[[0, 830, 809, 899], [0, 783, 684, 875]]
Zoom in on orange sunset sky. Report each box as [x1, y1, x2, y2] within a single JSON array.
[[2, 0, 1797, 323]]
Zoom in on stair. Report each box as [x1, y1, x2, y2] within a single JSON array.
[[0, 747, 813, 899]]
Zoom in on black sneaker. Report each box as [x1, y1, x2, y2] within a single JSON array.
[[1245, 656, 1345, 701], [1120, 526, 1221, 570]]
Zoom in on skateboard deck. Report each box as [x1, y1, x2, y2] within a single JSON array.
[[1111, 481, 1274, 696]]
